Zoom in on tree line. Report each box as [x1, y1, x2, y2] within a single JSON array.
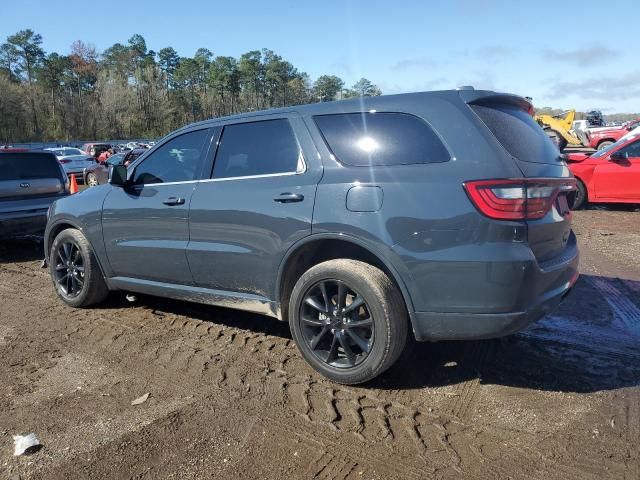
[[0, 30, 382, 143]]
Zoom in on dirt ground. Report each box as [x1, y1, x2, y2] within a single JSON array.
[[0, 208, 639, 480]]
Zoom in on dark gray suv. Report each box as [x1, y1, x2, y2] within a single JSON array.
[[44, 89, 579, 384]]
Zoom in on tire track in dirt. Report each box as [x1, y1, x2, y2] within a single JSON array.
[[2, 261, 637, 479], [3, 274, 467, 477], [447, 341, 495, 422], [304, 451, 360, 480], [624, 393, 640, 480], [590, 277, 640, 335]]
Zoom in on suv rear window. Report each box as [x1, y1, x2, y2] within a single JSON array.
[[470, 104, 559, 164], [0, 153, 62, 181], [313, 112, 449, 167]]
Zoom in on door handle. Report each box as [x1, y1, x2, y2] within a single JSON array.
[[163, 197, 185, 206], [274, 192, 304, 203]]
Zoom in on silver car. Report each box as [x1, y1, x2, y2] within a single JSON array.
[[45, 147, 96, 179]]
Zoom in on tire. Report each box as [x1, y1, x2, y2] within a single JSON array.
[[597, 141, 614, 151], [571, 179, 587, 210], [289, 259, 408, 385], [86, 172, 99, 187], [49, 228, 109, 307]]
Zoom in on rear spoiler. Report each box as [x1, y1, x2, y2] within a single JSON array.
[[457, 90, 533, 113]]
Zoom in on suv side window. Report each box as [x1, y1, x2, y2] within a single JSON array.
[[133, 129, 211, 185], [313, 112, 450, 167], [212, 119, 304, 179]]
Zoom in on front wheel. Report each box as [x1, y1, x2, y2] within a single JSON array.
[[49, 228, 109, 307], [597, 141, 614, 151], [289, 259, 408, 385]]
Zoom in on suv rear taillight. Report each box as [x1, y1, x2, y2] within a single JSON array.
[[463, 178, 577, 221]]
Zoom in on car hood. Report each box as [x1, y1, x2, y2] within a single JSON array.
[[587, 126, 624, 134]]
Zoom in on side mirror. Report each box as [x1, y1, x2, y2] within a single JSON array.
[[610, 151, 628, 162], [109, 164, 129, 187]]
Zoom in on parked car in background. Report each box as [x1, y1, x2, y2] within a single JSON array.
[[115, 144, 131, 153], [0, 146, 29, 152], [621, 125, 640, 142], [45, 147, 95, 180], [586, 119, 640, 150], [81, 143, 112, 158], [84, 153, 124, 187], [566, 133, 640, 208], [83, 148, 147, 186], [1, 151, 69, 239], [45, 147, 84, 157], [44, 89, 579, 384]]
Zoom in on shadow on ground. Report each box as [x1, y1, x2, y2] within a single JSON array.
[[0, 238, 43, 264], [2, 240, 639, 395], [111, 274, 640, 395]]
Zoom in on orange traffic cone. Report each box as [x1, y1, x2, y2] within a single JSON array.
[[69, 174, 79, 194]]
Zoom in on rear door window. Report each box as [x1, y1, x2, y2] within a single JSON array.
[[212, 119, 304, 179], [0, 153, 62, 180], [470, 103, 560, 164], [313, 112, 449, 167]]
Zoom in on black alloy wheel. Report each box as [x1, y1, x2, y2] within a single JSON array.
[[299, 279, 374, 368], [53, 240, 85, 298]]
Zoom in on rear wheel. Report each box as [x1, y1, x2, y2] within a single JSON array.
[[289, 259, 408, 385], [597, 140, 614, 151], [49, 228, 109, 307]]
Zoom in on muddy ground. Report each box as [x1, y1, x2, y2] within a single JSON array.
[[0, 208, 639, 479]]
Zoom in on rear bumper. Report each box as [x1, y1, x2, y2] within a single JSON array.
[[408, 238, 580, 342], [0, 211, 47, 239]]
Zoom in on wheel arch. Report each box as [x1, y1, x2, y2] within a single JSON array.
[[276, 234, 415, 327], [46, 219, 109, 279], [597, 138, 615, 148]]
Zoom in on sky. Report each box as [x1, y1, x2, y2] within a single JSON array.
[[2, 0, 639, 113]]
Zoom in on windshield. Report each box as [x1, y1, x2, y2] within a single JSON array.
[[591, 137, 629, 158], [107, 154, 125, 165]]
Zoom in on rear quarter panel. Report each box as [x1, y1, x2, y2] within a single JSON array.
[[304, 93, 530, 314]]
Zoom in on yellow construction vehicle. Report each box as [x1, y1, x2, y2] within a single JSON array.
[[534, 110, 582, 151]]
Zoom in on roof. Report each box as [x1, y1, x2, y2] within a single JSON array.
[[175, 89, 528, 134]]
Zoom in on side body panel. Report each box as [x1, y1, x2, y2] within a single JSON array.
[[100, 127, 216, 285], [593, 156, 640, 201], [187, 115, 322, 300], [101, 183, 197, 284]]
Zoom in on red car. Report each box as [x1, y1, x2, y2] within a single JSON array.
[[566, 134, 640, 208], [587, 119, 640, 150], [80, 142, 112, 158]]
